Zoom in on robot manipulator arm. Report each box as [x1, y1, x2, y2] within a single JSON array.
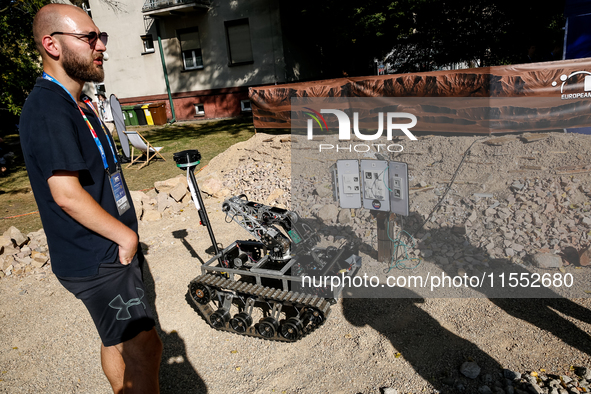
[[221, 195, 317, 261]]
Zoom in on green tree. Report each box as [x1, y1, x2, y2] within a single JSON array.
[[281, 0, 565, 78], [390, 0, 566, 72], [0, 0, 48, 123]]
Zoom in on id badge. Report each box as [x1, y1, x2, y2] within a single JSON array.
[[109, 171, 131, 216]]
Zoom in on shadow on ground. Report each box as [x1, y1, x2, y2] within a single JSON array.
[[342, 219, 591, 392], [141, 242, 208, 394]]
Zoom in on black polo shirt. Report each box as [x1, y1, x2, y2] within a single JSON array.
[[20, 78, 138, 277]]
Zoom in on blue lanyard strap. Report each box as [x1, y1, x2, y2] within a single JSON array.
[[41, 72, 119, 171], [82, 98, 119, 165]]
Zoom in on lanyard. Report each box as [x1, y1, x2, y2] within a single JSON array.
[[83, 98, 115, 143], [41, 72, 119, 171]]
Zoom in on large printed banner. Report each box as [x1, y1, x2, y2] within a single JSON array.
[[288, 97, 591, 298], [250, 58, 591, 132], [247, 58, 591, 299]]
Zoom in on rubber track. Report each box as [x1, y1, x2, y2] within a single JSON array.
[[188, 273, 331, 342]]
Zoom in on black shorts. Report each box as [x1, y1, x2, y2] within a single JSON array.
[[57, 252, 155, 347]]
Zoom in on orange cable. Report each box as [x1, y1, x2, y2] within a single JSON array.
[[1, 211, 39, 220]]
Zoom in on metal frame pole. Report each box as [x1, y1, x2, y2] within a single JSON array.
[[187, 167, 221, 263]]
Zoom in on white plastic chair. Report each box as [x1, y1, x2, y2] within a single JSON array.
[[123, 130, 165, 169]]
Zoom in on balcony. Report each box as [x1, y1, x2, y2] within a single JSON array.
[[142, 0, 210, 17]]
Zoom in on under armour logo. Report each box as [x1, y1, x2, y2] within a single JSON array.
[[108, 288, 146, 320]]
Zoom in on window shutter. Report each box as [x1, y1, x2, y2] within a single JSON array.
[[228, 23, 253, 63], [180, 31, 201, 50]]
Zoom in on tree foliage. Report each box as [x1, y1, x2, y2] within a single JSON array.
[[282, 0, 566, 78], [0, 0, 48, 119]]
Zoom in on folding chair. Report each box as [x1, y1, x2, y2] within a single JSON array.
[[123, 130, 165, 169]]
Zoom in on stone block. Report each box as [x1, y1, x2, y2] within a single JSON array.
[[315, 184, 332, 198], [170, 182, 188, 202], [140, 193, 153, 207], [0, 235, 12, 250], [2, 246, 19, 256], [0, 255, 15, 271], [579, 247, 590, 267], [134, 205, 143, 221], [31, 259, 47, 268], [3, 226, 28, 248], [15, 256, 32, 266], [213, 188, 230, 199], [129, 190, 144, 208], [31, 251, 48, 264], [165, 201, 183, 214], [337, 209, 351, 224], [460, 361, 481, 379], [317, 204, 339, 223], [128, 190, 145, 221], [531, 252, 562, 269], [157, 192, 171, 213], [29, 231, 47, 247], [181, 193, 192, 205], [154, 175, 187, 194], [142, 210, 162, 221], [200, 177, 222, 196]]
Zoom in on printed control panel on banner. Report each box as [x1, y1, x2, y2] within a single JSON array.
[[332, 160, 362, 209], [333, 159, 410, 215], [360, 160, 390, 212], [388, 161, 409, 216]]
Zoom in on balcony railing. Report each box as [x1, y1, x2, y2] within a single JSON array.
[[142, 0, 210, 13]]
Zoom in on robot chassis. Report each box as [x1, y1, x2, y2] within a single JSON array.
[[174, 150, 362, 342]]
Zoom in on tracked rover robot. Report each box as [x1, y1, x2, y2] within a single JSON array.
[[174, 150, 361, 342]]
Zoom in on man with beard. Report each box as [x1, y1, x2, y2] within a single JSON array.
[[19, 4, 162, 393]]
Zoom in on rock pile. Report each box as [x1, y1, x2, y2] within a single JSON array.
[[218, 161, 290, 208], [130, 134, 293, 220], [291, 172, 591, 274], [462, 176, 591, 263], [0, 226, 50, 279], [129, 175, 194, 222], [453, 362, 591, 394], [195, 135, 292, 208], [415, 175, 591, 274], [195, 161, 291, 208], [381, 365, 591, 394]]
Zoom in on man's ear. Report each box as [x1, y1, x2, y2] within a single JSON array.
[[41, 35, 60, 58]]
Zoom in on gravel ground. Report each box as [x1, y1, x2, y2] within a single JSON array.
[[1, 132, 591, 394]]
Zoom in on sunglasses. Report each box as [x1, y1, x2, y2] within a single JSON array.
[[50, 31, 108, 48]]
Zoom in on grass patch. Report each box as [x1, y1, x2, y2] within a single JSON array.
[[0, 117, 257, 234]]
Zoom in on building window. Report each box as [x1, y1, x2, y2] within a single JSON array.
[[141, 35, 154, 54], [225, 19, 253, 66], [240, 99, 251, 112], [194, 104, 205, 116], [179, 28, 203, 70]]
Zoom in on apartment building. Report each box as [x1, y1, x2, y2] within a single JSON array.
[[89, 0, 290, 122]]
